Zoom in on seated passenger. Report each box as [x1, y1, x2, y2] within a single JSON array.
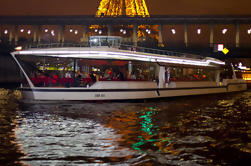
[[116, 71, 125, 81]]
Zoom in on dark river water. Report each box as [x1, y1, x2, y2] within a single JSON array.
[[0, 89, 250, 166]]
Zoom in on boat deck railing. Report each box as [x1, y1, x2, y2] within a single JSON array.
[[26, 42, 203, 59]]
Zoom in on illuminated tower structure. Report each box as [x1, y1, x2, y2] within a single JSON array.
[[90, 0, 159, 46], [96, 0, 149, 17]]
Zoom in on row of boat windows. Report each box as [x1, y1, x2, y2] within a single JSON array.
[[18, 55, 218, 87]]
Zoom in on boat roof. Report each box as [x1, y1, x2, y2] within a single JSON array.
[[12, 47, 225, 67]]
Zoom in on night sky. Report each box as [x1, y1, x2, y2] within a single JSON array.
[[0, 0, 251, 16]]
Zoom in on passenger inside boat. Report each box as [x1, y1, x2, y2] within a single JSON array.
[[18, 52, 219, 88]]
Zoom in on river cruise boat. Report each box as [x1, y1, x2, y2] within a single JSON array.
[[11, 36, 247, 102]]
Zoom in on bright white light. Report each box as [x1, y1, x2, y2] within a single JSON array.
[[222, 29, 227, 34], [4, 30, 8, 34], [27, 30, 31, 35], [98, 30, 102, 34], [120, 29, 123, 32], [146, 29, 149, 32], [45, 29, 48, 32], [95, 29, 98, 32], [74, 30, 78, 35], [123, 30, 126, 34], [15, 46, 22, 51], [51, 30, 55, 36], [247, 29, 251, 34], [171, 29, 176, 34], [197, 28, 201, 34], [147, 30, 151, 34], [217, 44, 224, 51], [20, 29, 24, 32], [70, 28, 73, 32]]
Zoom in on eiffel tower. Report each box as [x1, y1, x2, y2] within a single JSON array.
[[96, 0, 150, 17], [90, 0, 159, 46]]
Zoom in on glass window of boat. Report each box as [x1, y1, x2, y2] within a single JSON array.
[[16, 55, 74, 87], [169, 66, 216, 81]]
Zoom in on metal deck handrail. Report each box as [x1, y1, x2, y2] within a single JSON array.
[[25, 42, 203, 59]]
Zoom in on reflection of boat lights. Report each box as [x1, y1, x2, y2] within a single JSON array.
[[132, 107, 171, 153]]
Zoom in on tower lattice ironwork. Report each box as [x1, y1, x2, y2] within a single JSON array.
[[96, 0, 150, 17]]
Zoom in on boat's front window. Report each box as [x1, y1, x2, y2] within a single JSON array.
[[169, 67, 216, 81], [16, 54, 159, 88]]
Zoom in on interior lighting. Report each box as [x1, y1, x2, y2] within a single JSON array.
[[70, 28, 73, 32], [27, 30, 31, 35], [4, 30, 8, 34], [222, 29, 227, 34], [45, 29, 48, 32], [120, 29, 123, 32], [147, 30, 151, 34], [171, 29, 176, 34], [74, 30, 78, 35], [123, 30, 126, 34], [197, 28, 201, 34], [95, 29, 98, 32], [20, 29, 24, 32], [98, 30, 102, 34]]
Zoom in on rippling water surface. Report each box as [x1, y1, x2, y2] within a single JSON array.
[[0, 89, 251, 165]]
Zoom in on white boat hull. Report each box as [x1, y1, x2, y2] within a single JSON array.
[[21, 81, 247, 102]]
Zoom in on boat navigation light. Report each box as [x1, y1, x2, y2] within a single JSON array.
[[15, 46, 22, 51]]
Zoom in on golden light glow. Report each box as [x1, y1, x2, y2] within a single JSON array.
[[242, 73, 251, 81], [96, 0, 149, 17]]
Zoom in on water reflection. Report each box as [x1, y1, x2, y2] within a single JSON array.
[[0, 89, 251, 165]]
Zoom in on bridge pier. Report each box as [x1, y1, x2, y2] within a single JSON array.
[[82, 25, 89, 43], [158, 24, 163, 47], [235, 23, 240, 47], [133, 24, 138, 46], [210, 24, 214, 47], [107, 24, 113, 36], [184, 23, 188, 47]]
